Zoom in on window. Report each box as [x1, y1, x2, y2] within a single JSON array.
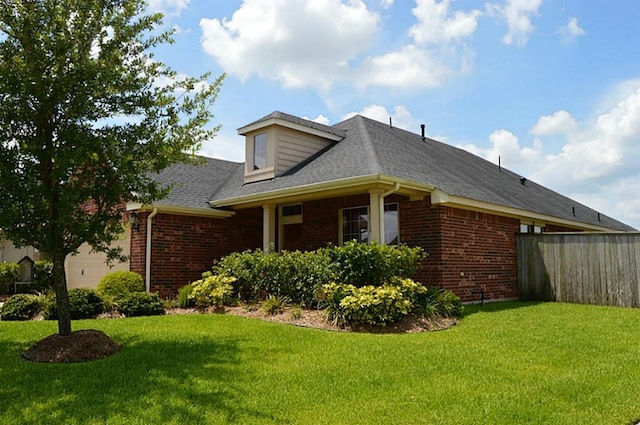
[[384, 203, 398, 245], [342, 206, 369, 243], [253, 133, 267, 170], [520, 223, 544, 234], [341, 204, 399, 245]]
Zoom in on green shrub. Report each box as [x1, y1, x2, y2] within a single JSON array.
[[97, 271, 144, 300], [30, 261, 53, 292], [118, 292, 165, 317], [416, 286, 464, 318], [0, 263, 20, 295], [213, 249, 331, 306], [177, 284, 195, 308], [189, 272, 235, 308], [0, 294, 40, 321], [43, 288, 105, 320], [262, 295, 289, 315], [325, 241, 426, 287]]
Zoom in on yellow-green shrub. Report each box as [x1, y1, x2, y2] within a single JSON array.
[[188, 272, 235, 308]]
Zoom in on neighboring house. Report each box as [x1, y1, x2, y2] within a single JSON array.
[[119, 111, 634, 302]]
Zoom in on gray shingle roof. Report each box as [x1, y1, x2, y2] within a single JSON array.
[[210, 114, 635, 231], [151, 157, 241, 211]]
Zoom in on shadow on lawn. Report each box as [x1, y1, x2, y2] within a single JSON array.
[[0, 332, 289, 424], [462, 300, 544, 317]]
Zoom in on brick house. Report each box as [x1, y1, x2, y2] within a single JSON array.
[[124, 111, 634, 302]]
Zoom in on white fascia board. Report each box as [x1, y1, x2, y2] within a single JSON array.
[[430, 189, 616, 232], [210, 174, 435, 208], [126, 202, 234, 218]]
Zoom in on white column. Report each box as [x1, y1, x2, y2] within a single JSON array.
[[369, 190, 383, 243], [262, 204, 276, 252]]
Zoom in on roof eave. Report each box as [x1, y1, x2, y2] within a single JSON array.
[[431, 189, 623, 232], [126, 202, 235, 218], [210, 174, 435, 208]]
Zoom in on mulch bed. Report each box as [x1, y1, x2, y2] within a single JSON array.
[[20, 307, 457, 363], [22, 329, 121, 363]]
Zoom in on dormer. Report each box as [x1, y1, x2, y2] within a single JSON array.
[[238, 111, 346, 184]]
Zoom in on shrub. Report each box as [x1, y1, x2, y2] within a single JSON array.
[[189, 272, 235, 308], [317, 279, 433, 327], [0, 263, 20, 295], [43, 288, 105, 320], [32, 261, 53, 292], [213, 249, 331, 306], [177, 284, 195, 308], [118, 292, 165, 317], [325, 241, 426, 287], [0, 294, 40, 321], [97, 271, 144, 300], [262, 295, 289, 315], [416, 286, 464, 319]]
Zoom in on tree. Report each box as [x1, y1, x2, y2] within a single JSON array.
[[0, 0, 223, 336]]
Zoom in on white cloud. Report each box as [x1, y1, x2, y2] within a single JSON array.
[[487, 0, 542, 46], [459, 129, 543, 172], [148, 0, 190, 17], [199, 132, 244, 162], [530, 110, 577, 136], [409, 0, 481, 44], [358, 44, 453, 89], [200, 0, 380, 90], [380, 0, 394, 9], [557, 17, 586, 41], [341, 104, 416, 131], [303, 114, 331, 125], [459, 82, 640, 229]]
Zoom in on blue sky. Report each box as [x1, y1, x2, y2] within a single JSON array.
[[149, 0, 640, 229]]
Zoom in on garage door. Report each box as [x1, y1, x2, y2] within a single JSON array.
[[65, 230, 131, 290]]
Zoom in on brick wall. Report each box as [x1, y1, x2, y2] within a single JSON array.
[[434, 207, 519, 302], [130, 194, 521, 302], [130, 208, 262, 298]]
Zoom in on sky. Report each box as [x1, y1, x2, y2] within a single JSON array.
[[148, 0, 640, 230]]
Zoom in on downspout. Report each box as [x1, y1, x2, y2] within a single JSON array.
[[145, 207, 158, 293], [379, 182, 400, 244]]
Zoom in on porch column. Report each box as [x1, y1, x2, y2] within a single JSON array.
[[262, 203, 276, 252], [369, 190, 383, 243]]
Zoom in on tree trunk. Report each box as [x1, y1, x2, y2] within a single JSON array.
[[52, 252, 72, 336]]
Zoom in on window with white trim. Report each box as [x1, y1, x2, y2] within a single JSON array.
[[253, 133, 267, 170], [340, 204, 399, 245]]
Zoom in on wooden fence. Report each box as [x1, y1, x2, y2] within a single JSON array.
[[517, 233, 640, 308]]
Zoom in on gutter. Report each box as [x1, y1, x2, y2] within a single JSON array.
[[145, 207, 158, 292]]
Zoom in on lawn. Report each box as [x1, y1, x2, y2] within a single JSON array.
[[1, 301, 639, 424]]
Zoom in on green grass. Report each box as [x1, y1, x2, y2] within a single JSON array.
[[1, 301, 640, 424]]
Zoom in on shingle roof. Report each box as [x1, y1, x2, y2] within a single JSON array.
[[151, 157, 241, 211], [210, 113, 635, 231], [239, 111, 347, 139]]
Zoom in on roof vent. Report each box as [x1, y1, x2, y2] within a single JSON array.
[[389, 117, 393, 128], [520, 177, 527, 185], [597, 212, 601, 222], [420, 124, 426, 141], [572, 206, 576, 216]]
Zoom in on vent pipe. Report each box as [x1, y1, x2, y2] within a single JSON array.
[[389, 117, 393, 128], [498, 155, 501, 172], [520, 177, 526, 186], [420, 124, 426, 141]]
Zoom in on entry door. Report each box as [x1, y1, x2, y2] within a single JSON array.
[[282, 223, 303, 252]]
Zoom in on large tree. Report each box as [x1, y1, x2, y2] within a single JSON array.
[[0, 0, 223, 336]]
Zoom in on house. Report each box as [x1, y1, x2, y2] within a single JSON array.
[[114, 111, 634, 302]]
